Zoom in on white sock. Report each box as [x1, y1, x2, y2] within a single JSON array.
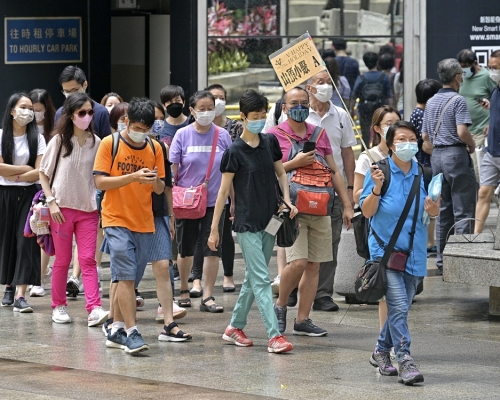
[[111, 321, 125, 335], [126, 326, 138, 336]]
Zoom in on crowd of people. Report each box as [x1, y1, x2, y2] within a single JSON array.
[[1, 42, 499, 386]]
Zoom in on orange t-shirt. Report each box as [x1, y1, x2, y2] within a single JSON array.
[[93, 135, 166, 233]]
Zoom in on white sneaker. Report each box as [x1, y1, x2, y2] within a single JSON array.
[[88, 306, 109, 327], [52, 305, 71, 323], [173, 303, 187, 320], [271, 276, 280, 296], [30, 285, 45, 297]]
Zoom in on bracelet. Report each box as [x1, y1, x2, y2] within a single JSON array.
[[372, 188, 381, 196], [168, 214, 174, 217], [430, 215, 438, 219], [347, 185, 354, 190]]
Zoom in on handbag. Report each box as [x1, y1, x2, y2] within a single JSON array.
[[352, 207, 370, 260], [276, 198, 300, 248], [354, 166, 422, 302], [172, 126, 219, 220]]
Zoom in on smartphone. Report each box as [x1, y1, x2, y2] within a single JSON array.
[[303, 141, 316, 153], [475, 97, 485, 104]]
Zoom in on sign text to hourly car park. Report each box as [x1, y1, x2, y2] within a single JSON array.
[[269, 32, 326, 92], [5, 17, 82, 64]]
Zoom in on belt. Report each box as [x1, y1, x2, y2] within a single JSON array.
[[433, 143, 466, 148]]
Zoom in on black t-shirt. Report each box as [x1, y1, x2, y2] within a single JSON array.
[[152, 140, 173, 217], [220, 133, 282, 233]]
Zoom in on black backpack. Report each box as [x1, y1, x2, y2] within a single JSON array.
[[274, 98, 284, 125], [360, 74, 385, 114]]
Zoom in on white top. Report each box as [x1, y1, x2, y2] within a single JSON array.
[[0, 129, 46, 186], [306, 101, 357, 176], [263, 103, 287, 134], [394, 72, 403, 112], [39, 134, 101, 212], [355, 146, 386, 177]]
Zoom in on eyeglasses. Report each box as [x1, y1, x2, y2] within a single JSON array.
[[287, 101, 310, 107], [75, 110, 94, 118]]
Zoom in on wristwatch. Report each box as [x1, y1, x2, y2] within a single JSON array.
[[45, 196, 56, 204]]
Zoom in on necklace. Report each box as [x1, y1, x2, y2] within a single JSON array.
[[377, 145, 388, 157]]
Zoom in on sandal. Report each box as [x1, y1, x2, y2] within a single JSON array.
[[189, 288, 203, 298], [158, 322, 192, 342], [177, 290, 191, 307], [200, 296, 224, 313]]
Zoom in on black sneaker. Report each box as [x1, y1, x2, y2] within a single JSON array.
[[313, 296, 339, 311], [293, 318, 327, 336], [13, 297, 33, 313], [274, 303, 287, 333], [287, 288, 298, 307], [172, 263, 180, 281], [1, 286, 16, 307]]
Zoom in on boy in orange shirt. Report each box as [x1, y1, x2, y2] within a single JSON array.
[[93, 98, 165, 354]]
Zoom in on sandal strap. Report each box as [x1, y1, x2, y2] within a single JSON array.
[[180, 289, 190, 294], [165, 322, 178, 331], [202, 296, 215, 304]]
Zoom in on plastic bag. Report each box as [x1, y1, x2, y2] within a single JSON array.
[[423, 173, 443, 226]]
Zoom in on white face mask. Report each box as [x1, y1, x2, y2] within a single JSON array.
[[105, 105, 114, 113], [382, 126, 389, 139], [117, 122, 126, 131], [214, 99, 226, 117], [194, 110, 215, 126], [34, 111, 45, 123], [489, 69, 500, 83], [128, 128, 150, 143], [13, 108, 34, 126], [313, 84, 333, 103]]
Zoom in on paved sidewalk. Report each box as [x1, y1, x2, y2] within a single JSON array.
[[0, 206, 499, 399]]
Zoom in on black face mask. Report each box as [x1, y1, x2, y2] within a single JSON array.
[[166, 103, 183, 118]]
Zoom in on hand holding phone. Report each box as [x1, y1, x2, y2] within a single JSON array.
[[303, 141, 316, 153]]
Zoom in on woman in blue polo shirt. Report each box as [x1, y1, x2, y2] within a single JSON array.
[[360, 120, 440, 385]]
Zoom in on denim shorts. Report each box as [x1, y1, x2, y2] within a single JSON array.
[[104, 226, 153, 283]]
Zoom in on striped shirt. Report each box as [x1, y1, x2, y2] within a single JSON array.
[[422, 88, 471, 146]]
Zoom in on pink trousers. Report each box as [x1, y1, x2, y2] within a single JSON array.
[[51, 208, 101, 313]]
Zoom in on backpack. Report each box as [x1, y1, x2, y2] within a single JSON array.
[[274, 98, 284, 125], [279, 126, 335, 216], [376, 158, 432, 197], [96, 131, 156, 214], [360, 74, 385, 115]]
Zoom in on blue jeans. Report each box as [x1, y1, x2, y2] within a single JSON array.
[[231, 231, 280, 339], [377, 269, 423, 362]]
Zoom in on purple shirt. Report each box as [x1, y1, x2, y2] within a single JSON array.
[[169, 123, 231, 207]]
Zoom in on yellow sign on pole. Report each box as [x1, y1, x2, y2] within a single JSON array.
[[269, 32, 326, 92]]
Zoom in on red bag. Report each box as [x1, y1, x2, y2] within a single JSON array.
[[172, 127, 219, 220]]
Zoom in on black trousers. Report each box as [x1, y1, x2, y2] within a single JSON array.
[[0, 185, 41, 286]]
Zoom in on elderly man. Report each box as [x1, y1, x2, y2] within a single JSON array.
[[422, 58, 477, 275], [475, 50, 500, 233], [305, 70, 356, 311]]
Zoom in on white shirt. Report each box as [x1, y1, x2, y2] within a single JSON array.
[[0, 129, 46, 186], [306, 101, 357, 176], [263, 103, 287, 134]]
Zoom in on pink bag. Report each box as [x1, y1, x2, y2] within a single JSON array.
[[173, 126, 219, 220]]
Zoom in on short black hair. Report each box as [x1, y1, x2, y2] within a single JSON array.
[[457, 49, 476, 65], [378, 53, 395, 70], [160, 85, 185, 104], [385, 120, 418, 149], [127, 97, 155, 127], [150, 100, 166, 118], [205, 84, 227, 99], [320, 49, 336, 59], [363, 52, 378, 70], [239, 89, 268, 117], [331, 38, 346, 50], [379, 45, 395, 56], [415, 79, 443, 104], [58, 66, 86, 86]]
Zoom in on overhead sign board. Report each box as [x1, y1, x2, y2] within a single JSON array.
[[5, 17, 82, 64]]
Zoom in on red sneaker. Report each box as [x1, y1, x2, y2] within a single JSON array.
[[268, 335, 293, 353], [222, 326, 253, 347]]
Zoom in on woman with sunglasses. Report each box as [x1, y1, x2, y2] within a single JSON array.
[[39, 93, 108, 326]]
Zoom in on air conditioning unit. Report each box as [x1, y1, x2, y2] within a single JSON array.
[[320, 9, 359, 36], [358, 9, 390, 38]]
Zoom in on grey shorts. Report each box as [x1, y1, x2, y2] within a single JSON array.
[[479, 151, 500, 187], [103, 226, 153, 283], [148, 216, 172, 262]]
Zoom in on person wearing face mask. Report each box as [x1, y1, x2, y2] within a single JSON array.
[[361, 121, 439, 385], [38, 93, 108, 326], [457, 49, 497, 181], [0, 93, 46, 311], [108, 102, 129, 133], [169, 90, 231, 313], [268, 87, 353, 337], [55, 66, 111, 139], [304, 70, 357, 312], [27, 88, 57, 298], [94, 97, 166, 354], [159, 85, 189, 146], [208, 89, 297, 353], [100, 92, 123, 114], [475, 50, 500, 234], [422, 58, 477, 276]]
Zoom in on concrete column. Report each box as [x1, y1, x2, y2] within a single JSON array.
[[494, 210, 500, 250], [489, 287, 500, 317]]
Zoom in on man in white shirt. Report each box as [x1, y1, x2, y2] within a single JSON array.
[[305, 70, 356, 311]]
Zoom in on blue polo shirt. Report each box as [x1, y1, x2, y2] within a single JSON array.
[[359, 157, 427, 277], [485, 86, 500, 157]]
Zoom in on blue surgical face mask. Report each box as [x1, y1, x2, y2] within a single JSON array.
[[394, 141, 418, 162], [287, 105, 309, 122], [152, 119, 165, 135], [463, 67, 473, 79], [246, 119, 265, 134]]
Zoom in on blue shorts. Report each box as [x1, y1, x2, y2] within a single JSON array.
[[148, 216, 172, 262], [103, 226, 153, 284]]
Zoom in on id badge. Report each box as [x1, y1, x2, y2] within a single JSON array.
[[183, 190, 196, 206], [39, 207, 51, 222], [264, 215, 283, 236]]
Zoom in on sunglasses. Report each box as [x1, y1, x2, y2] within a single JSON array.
[[75, 109, 94, 118]]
